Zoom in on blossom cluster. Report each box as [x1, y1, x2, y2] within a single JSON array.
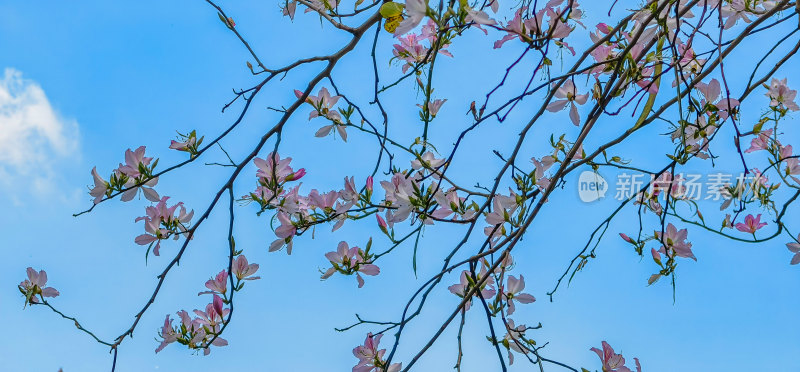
[[446, 255, 537, 364], [134, 196, 194, 256], [156, 255, 260, 355], [321, 240, 380, 288], [90, 146, 160, 204]]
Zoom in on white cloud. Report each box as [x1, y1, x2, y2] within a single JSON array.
[[0, 68, 80, 201]]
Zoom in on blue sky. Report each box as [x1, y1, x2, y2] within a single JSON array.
[[1, 1, 799, 371]]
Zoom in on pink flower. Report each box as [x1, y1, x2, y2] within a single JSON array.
[[787, 234, 800, 265], [546, 80, 589, 126], [352, 333, 402, 372], [322, 241, 356, 276], [321, 241, 380, 288], [465, 8, 497, 30], [198, 270, 228, 296], [504, 275, 536, 315], [591, 341, 640, 372], [380, 173, 416, 225], [674, 42, 706, 85], [117, 146, 153, 178], [531, 156, 555, 190], [338, 176, 358, 204], [655, 223, 696, 261], [89, 167, 109, 204], [744, 129, 773, 153], [233, 255, 260, 281], [155, 314, 178, 353], [169, 136, 196, 152], [270, 211, 296, 254], [121, 175, 160, 202], [417, 98, 447, 117], [295, 87, 341, 122], [447, 269, 496, 311], [19, 267, 59, 305], [782, 146, 800, 183], [485, 191, 519, 226], [411, 151, 445, 172], [194, 296, 229, 328], [308, 190, 340, 211], [315, 122, 348, 142], [431, 187, 466, 219], [254, 152, 296, 185], [502, 319, 531, 365], [766, 78, 800, 111], [735, 214, 767, 234], [695, 79, 740, 119]]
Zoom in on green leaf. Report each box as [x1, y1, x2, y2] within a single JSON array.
[[379, 2, 404, 18]]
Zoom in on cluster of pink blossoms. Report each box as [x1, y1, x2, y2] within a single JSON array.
[[392, 20, 453, 74], [741, 78, 800, 178], [246, 152, 378, 255], [18, 267, 59, 306], [87, 145, 199, 257], [156, 295, 230, 355], [668, 77, 747, 161], [493, 2, 580, 52], [89, 146, 160, 204], [134, 196, 194, 256], [379, 165, 477, 229], [587, 22, 658, 92], [156, 255, 260, 355], [620, 222, 696, 285], [321, 241, 380, 288], [483, 143, 585, 246], [446, 256, 537, 364]]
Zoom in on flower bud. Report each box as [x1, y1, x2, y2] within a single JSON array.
[[376, 214, 388, 234], [286, 168, 306, 181]]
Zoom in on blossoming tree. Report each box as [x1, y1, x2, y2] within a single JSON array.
[[18, 0, 800, 371]]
